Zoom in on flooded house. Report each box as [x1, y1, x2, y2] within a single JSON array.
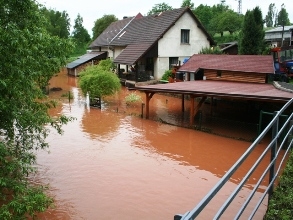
[[88, 7, 214, 83]]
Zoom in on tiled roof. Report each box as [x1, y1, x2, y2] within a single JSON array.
[[90, 7, 214, 48], [114, 43, 153, 65], [66, 52, 106, 69], [178, 54, 274, 74], [135, 80, 293, 102], [89, 15, 141, 48]]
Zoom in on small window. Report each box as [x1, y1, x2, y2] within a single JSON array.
[[217, 70, 222, 78], [181, 29, 190, 44], [169, 57, 178, 69]]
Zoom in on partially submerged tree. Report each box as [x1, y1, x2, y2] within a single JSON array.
[[79, 59, 121, 107], [147, 3, 173, 15], [0, 0, 73, 218]]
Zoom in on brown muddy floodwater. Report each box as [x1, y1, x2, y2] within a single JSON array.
[[35, 69, 280, 219]]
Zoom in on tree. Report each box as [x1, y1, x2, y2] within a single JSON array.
[[92, 15, 118, 40], [193, 4, 213, 31], [239, 8, 264, 55], [41, 7, 71, 39], [79, 59, 121, 106], [216, 10, 243, 35], [265, 3, 276, 27], [71, 14, 91, 55], [147, 3, 173, 15], [277, 4, 291, 26], [276, 4, 290, 47], [181, 0, 194, 10], [199, 46, 224, 54], [0, 0, 73, 218]]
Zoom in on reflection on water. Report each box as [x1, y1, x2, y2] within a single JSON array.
[[36, 69, 278, 219]]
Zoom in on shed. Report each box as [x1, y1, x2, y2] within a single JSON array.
[[66, 51, 107, 76], [177, 54, 274, 83]]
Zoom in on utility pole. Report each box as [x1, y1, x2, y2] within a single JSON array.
[[236, 0, 242, 15]]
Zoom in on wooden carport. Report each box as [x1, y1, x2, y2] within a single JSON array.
[[135, 80, 293, 126]]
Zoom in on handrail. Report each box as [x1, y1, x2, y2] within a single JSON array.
[[175, 98, 293, 220]]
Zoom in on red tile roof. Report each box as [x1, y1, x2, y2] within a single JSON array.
[[135, 80, 293, 102], [178, 54, 274, 74]]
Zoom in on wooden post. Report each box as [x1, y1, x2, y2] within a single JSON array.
[[181, 94, 185, 112], [145, 92, 155, 119], [190, 95, 195, 126]]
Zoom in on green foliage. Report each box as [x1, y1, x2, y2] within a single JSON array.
[[181, 0, 194, 10], [265, 3, 276, 27], [213, 32, 239, 45], [193, 3, 237, 37], [71, 14, 91, 55], [264, 152, 293, 220], [125, 92, 142, 105], [98, 59, 116, 72], [92, 15, 118, 40], [147, 3, 173, 15], [40, 7, 71, 39], [239, 8, 265, 55], [0, 0, 74, 218], [193, 4, 214, 31], [79, 62, 121, 99], [199, 46, 224, 54], [161, 70, 173, 80], [277, 4, 291, 26]]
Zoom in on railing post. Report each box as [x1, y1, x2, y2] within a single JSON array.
[[269, 111, 278, 199]]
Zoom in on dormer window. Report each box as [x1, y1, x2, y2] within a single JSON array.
[[181, 29, 190, 44]]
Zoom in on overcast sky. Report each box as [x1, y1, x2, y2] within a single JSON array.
[[38, 0, 293, 36]]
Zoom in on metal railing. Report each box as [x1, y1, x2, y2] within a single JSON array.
[[175, 98, 293, 220]]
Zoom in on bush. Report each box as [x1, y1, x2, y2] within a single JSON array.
[[125, 92, 142, 105], [161, 70, 173, 80]]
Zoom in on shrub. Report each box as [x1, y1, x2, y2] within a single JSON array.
[[161, 70, 173, 80], [125, 92, 142, 105]]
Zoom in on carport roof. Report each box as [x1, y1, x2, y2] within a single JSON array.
[[178, 54, 274, 74], [135, 80, 293, 102]]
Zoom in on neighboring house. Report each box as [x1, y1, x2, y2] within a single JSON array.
[[265, 25, 293, 47], [219, 41, 238, 55], [66, 51, 107, 76], [89, 7, 214, 82], [177, 54, 274, 83]]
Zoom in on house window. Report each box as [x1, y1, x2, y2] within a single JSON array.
[[169, 57, 178, 69], [181, 29, 190, 44]]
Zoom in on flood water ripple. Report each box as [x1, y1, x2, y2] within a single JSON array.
[[35, 70, 273, 219]]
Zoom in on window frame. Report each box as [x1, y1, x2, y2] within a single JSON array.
[[181, 29, 190, 44]]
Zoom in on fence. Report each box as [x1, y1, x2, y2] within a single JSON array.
[[175, 98, 293, 220]]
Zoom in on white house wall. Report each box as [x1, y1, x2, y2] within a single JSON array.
[[156, 12, 210, 79]]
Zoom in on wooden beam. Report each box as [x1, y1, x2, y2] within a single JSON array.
[[145, 92, 155, 119], [190, 96, 207, 126], [181, 94, 185, 112], [190, 95, 195, 125]]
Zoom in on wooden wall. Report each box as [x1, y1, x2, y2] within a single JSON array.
[[204, 69, 267, 83]]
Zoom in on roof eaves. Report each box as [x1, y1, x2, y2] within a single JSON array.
[[189, 9, 215, 46]]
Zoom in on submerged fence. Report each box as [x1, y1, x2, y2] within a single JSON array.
[[175, 98, 293, 220]]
